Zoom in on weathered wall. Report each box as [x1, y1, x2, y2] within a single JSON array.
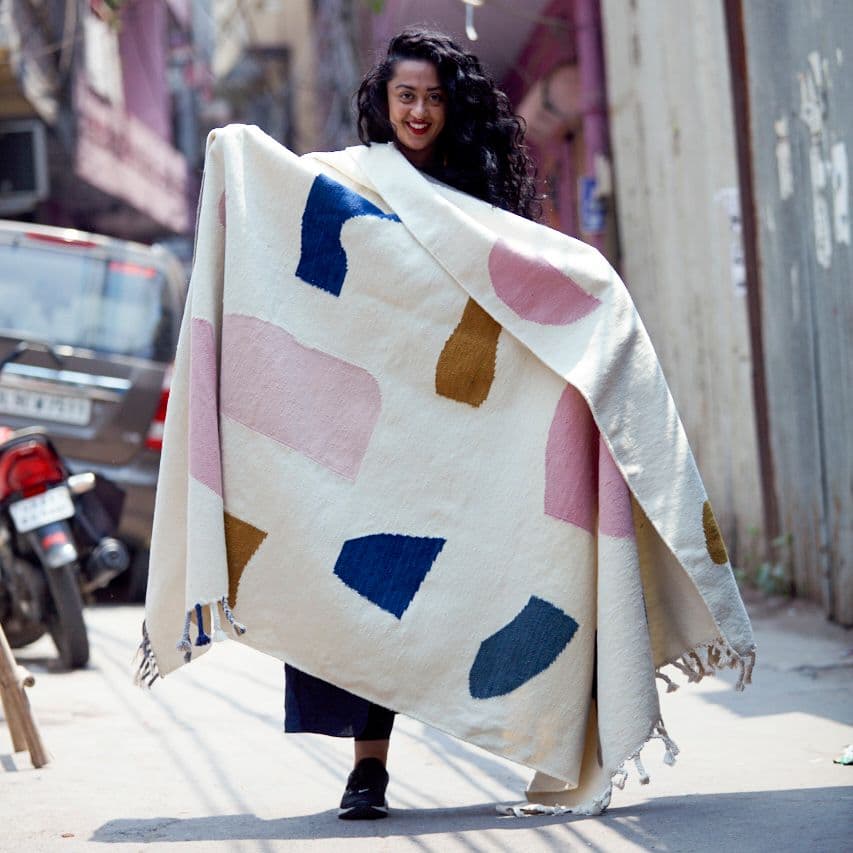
[[736, 0, 852, 623], [213, 0, 318, 153], [601, 0, 763, 562]]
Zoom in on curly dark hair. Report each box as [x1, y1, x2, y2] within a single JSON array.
[[356, 27, 539, 220]]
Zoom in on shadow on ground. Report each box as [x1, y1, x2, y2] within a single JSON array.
[[697, 653, 853, 727], [91, 786, 850, 850]]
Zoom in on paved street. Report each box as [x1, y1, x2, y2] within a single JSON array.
[[2, 595, 851, 852]]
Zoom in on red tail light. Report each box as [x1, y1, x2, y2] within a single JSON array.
[[108, 260, 157, 278], [0, 441, 65, 501], [25, 231, 98, 249], [145, 364, 173, 451]]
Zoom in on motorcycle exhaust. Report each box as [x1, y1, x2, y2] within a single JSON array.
[[82, 537, 130, 592]]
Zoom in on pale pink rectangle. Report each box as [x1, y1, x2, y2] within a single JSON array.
[[220, 314, 381, 480]]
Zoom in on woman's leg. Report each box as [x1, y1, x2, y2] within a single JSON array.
[[353, 701, 396, 765], [354, 738, 390, 765]]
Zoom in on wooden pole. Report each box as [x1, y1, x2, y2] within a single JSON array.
[[0, 624, 48, 768]]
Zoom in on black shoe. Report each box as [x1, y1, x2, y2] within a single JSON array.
[[338, 757, 389, 820]]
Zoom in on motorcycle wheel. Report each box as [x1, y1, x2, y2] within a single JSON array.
[[4, 619, 46, 649], [2, 555, 48, 648], [44, 563, 90, 669]]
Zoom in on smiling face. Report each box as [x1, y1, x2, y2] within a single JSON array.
[[386, 59, 447, 168]]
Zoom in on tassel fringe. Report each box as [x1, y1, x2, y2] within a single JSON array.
[[501, 639, 754, 819], [220, 596, 247, 635], [171, 599, 249, 665], [176, 609, 193, 663], [657, 636, 756, 693], [133, 620, 162, 688], [194, 603, 211, 646]]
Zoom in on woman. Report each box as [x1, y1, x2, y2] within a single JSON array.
[[284, 26, 539, 821]]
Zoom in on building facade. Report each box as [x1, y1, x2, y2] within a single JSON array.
[[0, 0, 209, 243]]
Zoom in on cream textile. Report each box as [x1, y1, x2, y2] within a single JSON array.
[[141, 124, 754, 814]]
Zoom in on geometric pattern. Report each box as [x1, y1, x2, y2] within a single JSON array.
[[220, 314, 382, 481], [488, 238, 601, 325], [296, 174, 400, 296], [702, 500, 729, 565], [544, 384, 598, 533], [189, 318, 223, 497], [333, 533, 446, 619], [469, 596, 579, 699], [435, 297, 502, 407], [224, 511, 268, 608]]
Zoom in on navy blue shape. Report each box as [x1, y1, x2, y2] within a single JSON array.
[[469, 596, 579, 699], [333, 533, 445, 619], [296, 174, 400, 296]]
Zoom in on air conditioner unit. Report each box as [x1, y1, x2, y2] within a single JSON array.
[[0, 119, 49, 215]]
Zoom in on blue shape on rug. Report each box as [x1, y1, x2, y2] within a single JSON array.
[[469, 596, 579, 699], [296, 174, 400, 296], [333, 533, 446, 618]]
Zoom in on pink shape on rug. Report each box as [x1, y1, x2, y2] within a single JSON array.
[[221, 314, 381, 480], [190, 318, 223, 497], [488, 239, 601, 325], [598, 436, 635, 538], [544, 384, 598, 533]]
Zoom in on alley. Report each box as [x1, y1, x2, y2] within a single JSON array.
[[1, 597, 850, 852]]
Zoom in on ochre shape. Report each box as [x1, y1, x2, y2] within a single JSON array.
[[221, 314, 381, 480], [469, 596, 579, 699], [218, 191, 226, 227], [333, 533, 446, 619], [703, 500, 729, 565], [224, 511, 268, 608], [544, 384, 598, 533], [296, 174, 400, 296], [488, 238, 601, 325], [435, 298, 502, 407], [189, 318, 223, 497], [597, 435, 635, 538]]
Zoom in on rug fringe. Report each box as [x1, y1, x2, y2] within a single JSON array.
[[174, 599, 249, 665], [499, 638, 754, 819], [658, 636, 756, 692], [498, 714, 677, 818], [133, 620, 162, 688], [220, 596, 247, 635]]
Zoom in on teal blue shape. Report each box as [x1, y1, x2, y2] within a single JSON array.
[[469, 596, 579, 699]]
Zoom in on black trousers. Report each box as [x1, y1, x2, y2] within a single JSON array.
[[284, 664, 395, 740]]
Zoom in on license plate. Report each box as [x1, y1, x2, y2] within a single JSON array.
[[0, 386, 92, 426], [9, 486, 75, 533]]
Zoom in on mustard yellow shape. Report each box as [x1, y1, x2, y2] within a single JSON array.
[[224, 511, 268, 608], [703, 500, 729, 565], [435, 298, 502, 407]]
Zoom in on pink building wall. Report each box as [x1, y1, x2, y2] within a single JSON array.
[[119, 0, 171, 141]]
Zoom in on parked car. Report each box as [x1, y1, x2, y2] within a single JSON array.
[[0, 219, 187, 599]]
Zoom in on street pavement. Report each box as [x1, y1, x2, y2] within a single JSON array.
[[1, 593, 851, 852]]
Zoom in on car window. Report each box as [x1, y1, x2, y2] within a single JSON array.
[[0, 243, 173, 361]]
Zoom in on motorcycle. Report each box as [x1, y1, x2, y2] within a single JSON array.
[[0, 347, 130, 669]]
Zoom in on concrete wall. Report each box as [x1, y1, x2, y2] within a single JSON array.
[[734, 0, 852, 623], [601, 0, 763, 563]]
